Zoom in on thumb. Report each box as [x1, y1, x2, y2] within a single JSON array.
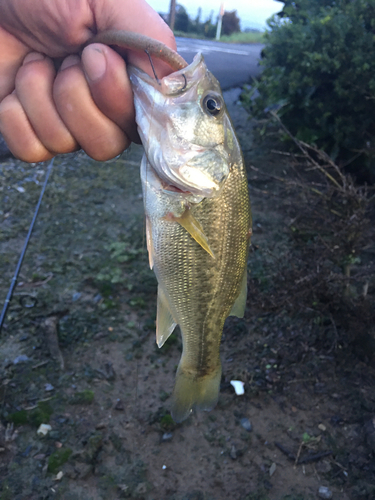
[[81, 43, 139, 142]]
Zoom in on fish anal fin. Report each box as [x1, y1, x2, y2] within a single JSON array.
[[145, 216, 154, 270], [165, 207, 215, 259], [229, 270, 247, 318], [156, 286, 177, 348]]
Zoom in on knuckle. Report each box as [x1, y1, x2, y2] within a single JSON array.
[[85, 132, 130, 161]]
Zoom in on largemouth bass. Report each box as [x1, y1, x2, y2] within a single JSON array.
[[129, 53, 251, 422]]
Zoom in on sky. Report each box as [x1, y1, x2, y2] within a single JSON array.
[[146, 0, 281, 31]]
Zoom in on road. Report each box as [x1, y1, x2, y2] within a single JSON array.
[[176, 37, 264, 89]]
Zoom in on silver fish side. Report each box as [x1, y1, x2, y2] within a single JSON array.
[[129, 53, 251, 422]]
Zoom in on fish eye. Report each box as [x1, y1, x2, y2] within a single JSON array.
[[202, 94, 223, 117]]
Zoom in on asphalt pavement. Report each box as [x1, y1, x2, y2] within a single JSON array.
[[176, 37, 264, 89]]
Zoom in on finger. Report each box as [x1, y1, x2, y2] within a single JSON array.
[[0, 93, 54, 162], [0, 26, 30, 101], [53, 56, 129, 161], [81, 43, 139, 143], [15, 52, 79, 154]]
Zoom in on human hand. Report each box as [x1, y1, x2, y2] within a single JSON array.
[[0, 0, 176, 162]]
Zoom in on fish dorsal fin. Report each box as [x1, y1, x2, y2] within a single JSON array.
[[156, 286, 177, 348], [170, 207, 215, 259], [145, 216, 154, 270], [229, 270, 247, 318]]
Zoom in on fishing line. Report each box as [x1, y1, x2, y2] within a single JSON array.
[[0, 157, 55, 334]]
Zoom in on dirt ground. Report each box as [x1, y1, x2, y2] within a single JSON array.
[[0, 89, 375, 500]]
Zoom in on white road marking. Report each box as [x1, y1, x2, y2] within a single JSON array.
[[176, 43, 251, 56]]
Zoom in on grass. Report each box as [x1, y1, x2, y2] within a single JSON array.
[[219, 31, 264, 44], [174, 30, 264, 44]]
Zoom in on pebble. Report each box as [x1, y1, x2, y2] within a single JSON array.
[[162, 432, 173, 442], [72, 292, 82, 302], [37, 424, 52, 436], [240, 417, 252, 432], [13, 355, 30, 364], [44, 383, 54, 392], [269, 462, 277, 477], [114, 399, 124, 411], [230, 380, 245, 395], [93, 293, 103, 303], [318, 486, 333, 499]]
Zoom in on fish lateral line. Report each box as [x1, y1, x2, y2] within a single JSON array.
[[162, 207, 216, 259]]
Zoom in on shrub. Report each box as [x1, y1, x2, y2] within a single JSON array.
[[222, 10, 241, 36], [246, 0, 375, 182]]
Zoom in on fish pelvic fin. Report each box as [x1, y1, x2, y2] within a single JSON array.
[[156, 286, 177, 348], [229, 269, 247, 318], [171, 363, 222, 423], [164, 207, 215, 259]]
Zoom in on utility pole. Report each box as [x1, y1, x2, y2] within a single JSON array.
[[215, 2, 224, 40], [169, 0, 176, 31]]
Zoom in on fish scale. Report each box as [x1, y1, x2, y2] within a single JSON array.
[[130, 52, 251, 422]]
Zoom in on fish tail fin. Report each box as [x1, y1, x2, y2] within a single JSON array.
[[171, 363, 222, 423]]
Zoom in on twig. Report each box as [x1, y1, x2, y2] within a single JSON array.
[[18, 273, 53, 288], [249, 165, 287, 183], [44, 315, 64, 370], [295, 441, 304, 466], [271, 149, 305, 159], [275, 442, 332, 465], [269, 111, 344, 190], [298, 451, 332, 464], [275, 442, 296, 460]]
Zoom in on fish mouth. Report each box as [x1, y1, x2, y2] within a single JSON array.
[[160, 178, 192, 195], [146, 162, 193, 197], [146, 163, 208, 204], [161, 157, 228, 198]]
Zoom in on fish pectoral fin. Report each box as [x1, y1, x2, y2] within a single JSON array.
[[156, 286, 177, 348], [145, 216, 154, 270], [171, 208, 215, 259], [229, 270, 247, 318]]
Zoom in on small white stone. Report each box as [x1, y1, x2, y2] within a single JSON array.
[[269, 462, 277, 477], [318, 486, 333, 499], [54, 471, 63, 481], [37, 424, 52, 436], [162, 465, 167, 470], [230, 380, 245, 395]]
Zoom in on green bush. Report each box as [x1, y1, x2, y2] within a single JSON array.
[[246, 0, 375, 182]]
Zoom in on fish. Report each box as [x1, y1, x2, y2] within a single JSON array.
[[128, 53, 251, 423]]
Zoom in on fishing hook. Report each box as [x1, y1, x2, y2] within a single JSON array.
[[144, 48, 187, 92], [145, 49, 161, 85], [0, 157, 55, 334], [180, 74, 187, 91]]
